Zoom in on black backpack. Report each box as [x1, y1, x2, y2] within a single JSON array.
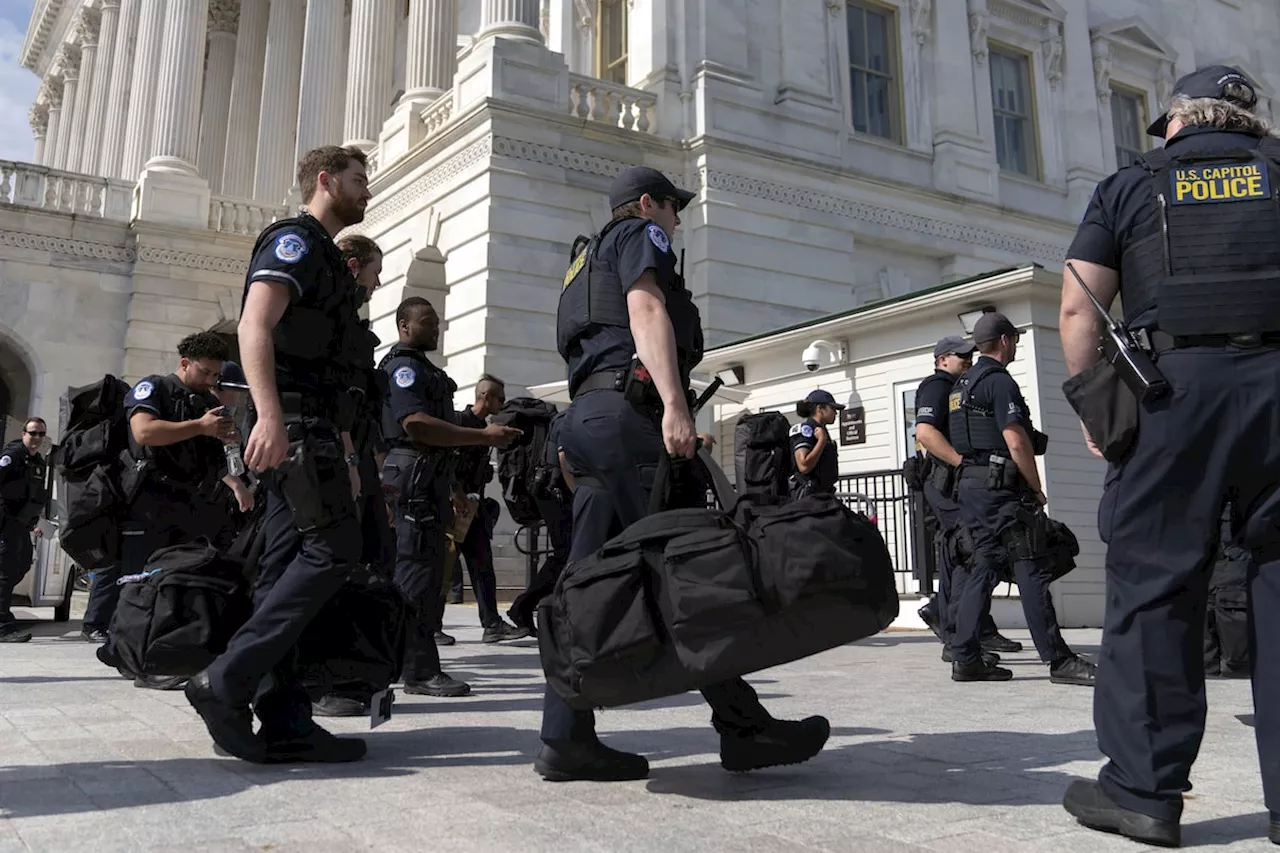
[[491, 397, 561, 526], [733, 412, 792, 502], [55, 375, 133, 570]]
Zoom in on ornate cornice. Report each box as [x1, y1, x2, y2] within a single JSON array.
[[209, 0, 239, 34], [0, 229, 135, 263], [134, 246, 246, 274], [28, 104, 50, 135], [20, 0, 69, 71]]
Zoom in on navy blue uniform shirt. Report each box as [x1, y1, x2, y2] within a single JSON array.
[[248, 225, 328, 307], [789, 418, 839, 491], [125, 374, 223, 485], [383, 349, 455, 446], [1067, 127, 1268, 329], [968, 357, 1034, 437], [566, 218, 678, 395], [913, 369, 956, 435], [454, 406, 490, 492]]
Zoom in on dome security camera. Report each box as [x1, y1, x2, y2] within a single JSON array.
[[802, 344, 823, 372], [801, 339, 845, 373]]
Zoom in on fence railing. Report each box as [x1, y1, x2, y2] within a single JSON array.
[[0, 160, 134, 221]]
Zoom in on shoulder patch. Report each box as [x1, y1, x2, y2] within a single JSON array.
[[646, 223, 670, 253], [393, 366, 416, 389], [790, 423, 813, 438], [273, 232, 309, 264], [0, 455, 10, 468], [133, 380, 154, 401]]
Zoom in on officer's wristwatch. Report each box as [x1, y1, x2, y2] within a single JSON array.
[[345, 453, 360, 468]]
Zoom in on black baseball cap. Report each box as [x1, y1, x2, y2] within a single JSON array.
[[217, 361, 248, 389], [1146, 65, 1258, 138], [803, 389, 846, 410], [971, 312, 1023, 345], [933, 335, 976, 360], [608, 166, 696, 211]]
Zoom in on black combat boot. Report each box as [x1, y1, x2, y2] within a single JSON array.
[[951, 659, 1013, 682], [535, 740, 650, 782], [1063, 779, 1180, 847], [720, 716, 831, 773]]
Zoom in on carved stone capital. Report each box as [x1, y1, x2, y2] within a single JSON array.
[[75, 6, 102, 47], [967, 0, 989, 66], [209, 0, 240, 33], [56, 43, 82, 79], [1091, 39, 1112, 104], [40, 75, 65, 106], [910, 0, 933, 46], [29, 103, 50, 135]]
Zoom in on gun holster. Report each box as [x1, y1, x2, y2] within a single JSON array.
[[986, 455, 1019, 490], [928, 459, 956, 496], [276, 420, 349, 533], [1002, 503, 1049, 563]]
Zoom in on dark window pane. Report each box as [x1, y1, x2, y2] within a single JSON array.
[[848, 7, 866, 69], [852, 70, 868, 133], [866, 10, 889, 74], [867, 74, 890, 139]]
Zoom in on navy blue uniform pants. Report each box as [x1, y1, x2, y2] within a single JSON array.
[[393, 487, 449, 681], [85, 484, 214, 633], [455, 511, 501, 628], [953, 475, 1070, 667], [510, 492, 573, 623], [1092, 346, 1280, 823], [539, 389, 772, 744], [922, 481, 996, 642], [0, 518, 33, 625], [205, 425, 360, 736]]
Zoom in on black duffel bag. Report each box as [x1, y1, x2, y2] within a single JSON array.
[[538, 453, 898, 710], [110, 537, 254, 678], [296, 566, 409, 701]]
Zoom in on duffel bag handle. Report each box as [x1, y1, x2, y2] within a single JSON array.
[[646, 439, 708, 516]]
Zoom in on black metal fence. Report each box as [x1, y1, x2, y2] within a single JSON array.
[[835, 468, 934, 596]]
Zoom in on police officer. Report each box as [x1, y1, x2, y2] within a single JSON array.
[[948, 312, 1095, 688], [450, 374, 528, 642], [1058, 66, 1280, 846], [380, 297, 520, 698], [83, 333, 251, 645], [0, 418, 48, 644], [913, 337, 1021, 659], [789, 390, 842, 498], [540, 165, 829, 782], [186, 145, 373, 764]]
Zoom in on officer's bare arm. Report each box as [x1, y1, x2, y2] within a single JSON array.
[[129, 411, 214, 446], [1002, 425, 1044, 494], [1060, 260, 1120, 377], [239, 279, 290, 425], [627, 274, 688, 413], [915, 423, 962, 468], [400, 412, 500, 447], [793, 432, 826, 474]]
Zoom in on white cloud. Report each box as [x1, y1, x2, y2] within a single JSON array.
[[0, 13, 41, 163]]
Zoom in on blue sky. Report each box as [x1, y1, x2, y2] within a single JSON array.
[[0, 0, 41, 163]]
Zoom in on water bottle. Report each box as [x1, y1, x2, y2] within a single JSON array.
[[225, 442, 246, 477]]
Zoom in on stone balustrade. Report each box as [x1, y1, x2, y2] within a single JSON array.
[[0, 160, 133, 221], [568, 74, 656, 134], [208, 194, 287, 236], [421, 92, 453, 137]]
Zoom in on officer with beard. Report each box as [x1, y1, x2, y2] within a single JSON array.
[[540, 165, 830, 781], [186, 145, 373, 764], [379, 297, 520, 698], [0, 418, 48, 644]]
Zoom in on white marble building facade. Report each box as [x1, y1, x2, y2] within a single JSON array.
[[3, 0, 1279, 432]]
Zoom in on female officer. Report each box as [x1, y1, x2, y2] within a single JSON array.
[[790, 390, 843, 498]]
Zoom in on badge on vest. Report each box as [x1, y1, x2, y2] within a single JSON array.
[[948, 391, 961, 412], [133, 380, 154, 401], [393, 366, 416, 388], [563, 250, 587, 289], [274, 232, 308, 263], [646, 223, 670, 253], [1169, 162, 1272, 205]]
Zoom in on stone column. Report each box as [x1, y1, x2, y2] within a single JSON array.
[[220, 0, 269, 199], [197, 2, 239, 193], [99, 0, 141, 178], [343, 0, 396, 149], [81, 0, 121, 176], [39, 78, 63, 167], [295, 0, 347, 164], [52, 46, 81, 171], [406, 0, 461, 100], [120, 0, 167, 180], [145, 0, 210, 174], [477, 0, 543, 44], [253, 0, 306, 204], [64, 9, 100, 174], [29, 105, 49, 165]]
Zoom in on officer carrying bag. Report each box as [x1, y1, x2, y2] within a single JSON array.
[[538, 453, 898, 710], [492, 397, 561, 526], [733, 412, 792, 503], [56, 375, 133, 570]]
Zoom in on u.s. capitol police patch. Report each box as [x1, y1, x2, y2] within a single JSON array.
[[0, 455, 10, 468], [133, 380, 154, 401], [801, 424, 814, 438], [393, 366, 416, 388], [646, 223, 670, 253], [274, 232, 308, 264]]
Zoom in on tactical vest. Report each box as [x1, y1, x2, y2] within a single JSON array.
[[556, 217, 705, 388], [948, 359, 1009, 457], [915, 372, 956, 441], [0, 440, 46, 525], [1121, 136, 1280, 335], [378, 345, 457, 449], [245, 212, 362, 393], [127, 375, 219, 487]]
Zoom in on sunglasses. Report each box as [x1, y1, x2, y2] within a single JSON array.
[[25, 431, 46, 437]]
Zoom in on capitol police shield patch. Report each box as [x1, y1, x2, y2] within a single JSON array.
[[133, 380, 154, 401], [274, 233, 308, 263], [394, 366, 416, 388], [646, 223, 670, 253]]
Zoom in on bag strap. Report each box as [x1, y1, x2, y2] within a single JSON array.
[[226, 486, 267, 563]]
